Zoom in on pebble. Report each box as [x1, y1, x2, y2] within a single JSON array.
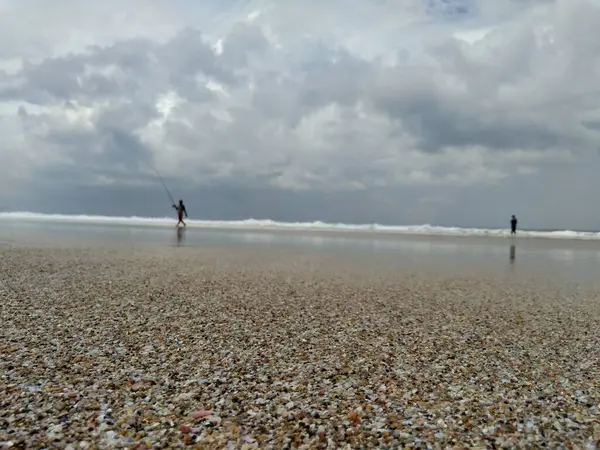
[[1, 242, 599, 448]]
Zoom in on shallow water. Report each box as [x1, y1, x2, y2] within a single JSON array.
[[1, 220, 600, 285]]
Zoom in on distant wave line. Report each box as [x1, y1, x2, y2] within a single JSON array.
[[0, 211, 599, 241]]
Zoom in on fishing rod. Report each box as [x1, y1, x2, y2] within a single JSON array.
[[153, 167, 176, 207]]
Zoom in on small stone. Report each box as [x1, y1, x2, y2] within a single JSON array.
[[178, 425, 192, 433], [318, 426, 326, 442], [348, 411, 360, 425], [188, 410, 213, 420], [207, 415, 222, 425]]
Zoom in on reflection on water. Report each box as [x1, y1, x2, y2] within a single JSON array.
[[3, 220, 600, 284], [237, 232, 475, 255], [176, 227, 185, 246], [549, 249, 575, 262]]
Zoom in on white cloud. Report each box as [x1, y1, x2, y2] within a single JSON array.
[[1, 0, 600, 226]]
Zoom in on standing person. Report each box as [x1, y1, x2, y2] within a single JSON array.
[[510, 215, 518, 235], [173, 199, 188, 227]]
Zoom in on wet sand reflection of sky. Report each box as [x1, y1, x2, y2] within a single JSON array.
[[2, 221, 600, 285]]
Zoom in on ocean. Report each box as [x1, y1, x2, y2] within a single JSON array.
[[1, 211, 600, 284], [2, 211, 600, 240]]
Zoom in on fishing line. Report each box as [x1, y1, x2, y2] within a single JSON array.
[[153, 167, 176, 206]]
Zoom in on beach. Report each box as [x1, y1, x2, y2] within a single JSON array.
[[1, 239, 599, 449]]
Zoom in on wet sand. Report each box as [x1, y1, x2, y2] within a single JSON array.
[[1, 242, 599, 448], [3, 220, 600, 286]]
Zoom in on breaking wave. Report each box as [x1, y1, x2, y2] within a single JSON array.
[[1, 211, 599, 241]]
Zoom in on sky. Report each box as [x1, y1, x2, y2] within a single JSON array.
[[1, 0, 600, 229]]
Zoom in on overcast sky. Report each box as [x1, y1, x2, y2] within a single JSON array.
[[1, 0, 600, 229]]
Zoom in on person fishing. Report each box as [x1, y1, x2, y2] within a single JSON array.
[[173, 199, 188, 227]]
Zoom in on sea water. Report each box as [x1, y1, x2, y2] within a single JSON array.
[[1, 212, 600, 284]]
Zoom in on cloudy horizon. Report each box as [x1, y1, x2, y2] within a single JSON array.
[[1, 0, 600, 230]]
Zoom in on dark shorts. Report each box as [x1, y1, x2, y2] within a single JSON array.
[[178, 211, 183, 221]]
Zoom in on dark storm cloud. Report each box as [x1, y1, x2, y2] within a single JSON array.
[[38, 126, 151, 178]]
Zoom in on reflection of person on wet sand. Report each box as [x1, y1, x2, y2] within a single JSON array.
[[510, 244, 516, 264], [176, 227, 185, 246]]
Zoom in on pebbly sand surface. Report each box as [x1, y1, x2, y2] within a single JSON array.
[[1, 242, 599, 449]]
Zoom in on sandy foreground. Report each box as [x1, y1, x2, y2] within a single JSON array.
[[1, 242, 599, 449]]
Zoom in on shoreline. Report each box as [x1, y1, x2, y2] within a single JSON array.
[[3, 215, 600, 245], [5, 221, 600, 257]]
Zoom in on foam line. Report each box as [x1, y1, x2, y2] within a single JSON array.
[[0, 211, 598, 240]]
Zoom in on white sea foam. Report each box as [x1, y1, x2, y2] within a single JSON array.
[[0, 211, 598, 241]]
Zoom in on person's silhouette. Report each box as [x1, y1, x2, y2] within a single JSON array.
[[510, 215, 518, 234], [173, 199, 188, 227]]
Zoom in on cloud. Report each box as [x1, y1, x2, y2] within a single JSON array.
[[1, 0, 600, 227]]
